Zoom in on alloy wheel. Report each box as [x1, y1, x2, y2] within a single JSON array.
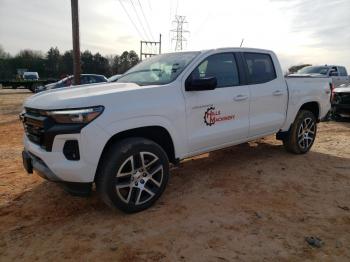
[[297, 117, 316, 150], [115, 151, 164, 206]]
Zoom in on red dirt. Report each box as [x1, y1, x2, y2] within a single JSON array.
[[0, 89, 349, 261]]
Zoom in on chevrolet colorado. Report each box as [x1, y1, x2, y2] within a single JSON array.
[[21, 48, 331, 212]]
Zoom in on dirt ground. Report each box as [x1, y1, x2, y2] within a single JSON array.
[[0, 88, 349, 261]]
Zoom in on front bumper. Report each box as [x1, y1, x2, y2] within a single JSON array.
[[332, 104, 350, 116], [22, 149, 93, 196], [22, 150, 61, 181], [22, 121, 109, 183]]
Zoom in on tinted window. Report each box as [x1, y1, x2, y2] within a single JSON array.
[[339, 67, 348, 76], [192, 53, 239, 88], [298, 66, 328, 75], [244, 53, 276, 84], [88, 76, 99, 83]]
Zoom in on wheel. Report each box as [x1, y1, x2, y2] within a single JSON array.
[[28, 85, 35, 93], [283, 110, 317, 154], [96, 138, 169, 213]]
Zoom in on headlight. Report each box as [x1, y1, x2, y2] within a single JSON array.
[[47, 106, 104, 124]]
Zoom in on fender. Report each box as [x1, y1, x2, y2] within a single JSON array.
[[96, 115, 187, 159]]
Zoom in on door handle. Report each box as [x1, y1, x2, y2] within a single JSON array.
[[234, 94, 248, 101], [273, 90, 283, 96]]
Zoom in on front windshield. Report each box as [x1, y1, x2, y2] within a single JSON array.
[[298, 66, 329, 75], [117, 52, 200, 86]]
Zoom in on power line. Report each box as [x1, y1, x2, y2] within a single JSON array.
[[137, 0, 155, 41], [117, 0, 146, 39], [129, 0, 152, 40]]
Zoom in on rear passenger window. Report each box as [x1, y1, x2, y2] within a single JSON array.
[[339, 67, 348, 76], [243, 53, 276, 84], [192, 53, 239, 88]]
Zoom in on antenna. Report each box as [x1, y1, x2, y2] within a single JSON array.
[[240, 38, 244, 47]]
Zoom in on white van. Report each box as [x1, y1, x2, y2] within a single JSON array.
[[23, 72, 39, 81]]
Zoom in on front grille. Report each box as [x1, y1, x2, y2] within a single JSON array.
[[22, 108, 53, 150], [338, 93, 350, 104]]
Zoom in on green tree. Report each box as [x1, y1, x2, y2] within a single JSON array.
[[0, 45, 12, 79], [111, 55, 120, 75], [128, 50, 139, 67], [46, 47, 60, 77], [118, 51, 139, 74], [10, 49, 45, 77], [60, 50, 73, 77], [288, 64, 312, 74], [92, 52, 109, 75], [81, 50, 94, 74]]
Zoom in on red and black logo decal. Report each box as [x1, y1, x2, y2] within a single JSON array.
[[204, 106, 235, 126]]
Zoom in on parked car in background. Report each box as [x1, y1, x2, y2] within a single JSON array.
[[108, 74, 122, 82], [23, 72, 39, 81], [21, 47, 331, 213], [290, 65, 349, 87], [38, 74, 107, 92], [331, 83, 350, 119]]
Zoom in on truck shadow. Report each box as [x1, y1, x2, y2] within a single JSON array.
[[1, 138, 349, 234]]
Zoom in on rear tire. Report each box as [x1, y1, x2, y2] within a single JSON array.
[[283, 110, 317, 154], [96, 138, 169, 213]]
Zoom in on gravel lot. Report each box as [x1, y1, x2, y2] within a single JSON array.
[[0, 89, 349, 261]]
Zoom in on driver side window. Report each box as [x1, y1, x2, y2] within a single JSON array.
[[191, 53, 239, 88]]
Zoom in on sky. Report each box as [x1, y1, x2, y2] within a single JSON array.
[[0, 0, 349, 71]]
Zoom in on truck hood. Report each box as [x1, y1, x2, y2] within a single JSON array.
[[24, 82, 145, 110], [334, 87, 350, 93]]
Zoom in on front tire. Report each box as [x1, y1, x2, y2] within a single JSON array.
[[96, 138, 169, 213], [283, 110, 317, 154]]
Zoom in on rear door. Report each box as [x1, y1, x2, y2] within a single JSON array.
[[242, 52, 288, 137], [330, 66, 342, 87], [184, 52, 250, 153]]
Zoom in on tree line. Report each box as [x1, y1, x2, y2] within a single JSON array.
[[0, 45, 139, 80]]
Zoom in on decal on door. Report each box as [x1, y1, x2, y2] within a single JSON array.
[[204, 106, 235, 126]]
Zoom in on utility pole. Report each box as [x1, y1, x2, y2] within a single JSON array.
[[171, 15, 189, 52], [71, 0, 81, 85], [140, 34, 162, 61]]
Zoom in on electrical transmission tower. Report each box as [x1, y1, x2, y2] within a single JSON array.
[[171, 15, 189, 52]]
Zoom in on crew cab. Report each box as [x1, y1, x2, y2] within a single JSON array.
[[21, 48, 331, 213]]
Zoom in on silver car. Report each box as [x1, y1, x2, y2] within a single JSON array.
[[291, 65, 349, 87]]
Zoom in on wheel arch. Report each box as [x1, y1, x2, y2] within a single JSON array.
[[299, 101, 320, 121], [95, 126, 176, 181], [278, 100, 320, 139]]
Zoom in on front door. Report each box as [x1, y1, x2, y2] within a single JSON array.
[[184, 52, 250, 153]]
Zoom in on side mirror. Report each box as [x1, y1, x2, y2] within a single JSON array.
[[330, 71, 338, 77], [185, 76, 217, 91]]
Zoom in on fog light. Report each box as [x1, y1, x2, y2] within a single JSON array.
[[63, 140, 80, 161]]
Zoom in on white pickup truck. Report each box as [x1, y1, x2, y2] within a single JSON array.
[[21, 48, 331, 212]]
